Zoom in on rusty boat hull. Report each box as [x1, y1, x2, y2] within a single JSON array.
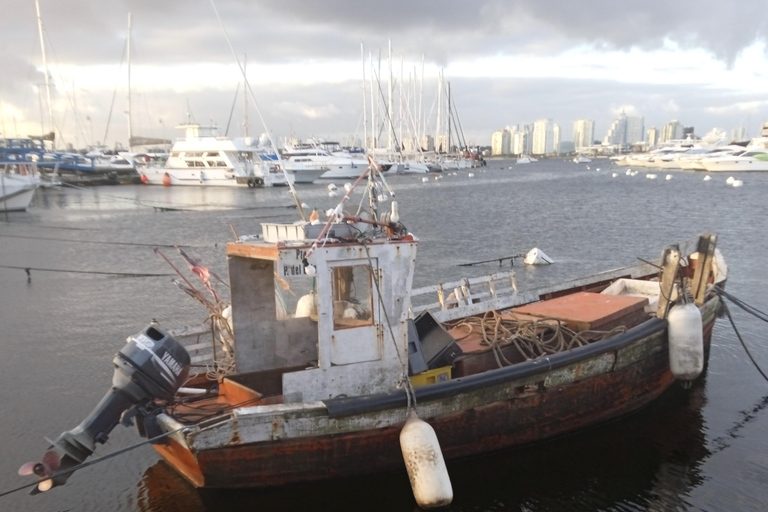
[[155, 295, 720, 489]]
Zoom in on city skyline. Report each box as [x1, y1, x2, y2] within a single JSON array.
[[2, 1, 768, 148]]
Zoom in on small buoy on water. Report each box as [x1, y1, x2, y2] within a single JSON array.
[[344, 182, 353, 192], [726, 176, 735, 185], [468, 173, 475, 177], [668, 302, 704, 381], [400, 412, 453, 509], [327, 183, 337, 191], [421, 177, 429, 183], [703, 175, 712, 181], [732, 179, 744, 187], [666, 174, 673, 180], [625, 169, 632, 176], [646, 173, 657, 179], [596, 167, 601, 171], [612, 172, 618, 178], [328, 190, 338, 197]]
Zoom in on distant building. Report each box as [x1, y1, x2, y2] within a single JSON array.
[[422, 134, 435, 152], [512, 126, 531, 156], [491, 130, 510, 156], [660, 120, 683, 143], [573, 120, 595, 151], [532, 119, 556, 155], [731, 126, 748, 141], [603, 111, 644, 147], [682, 126, 695, 139], [647, 127, 658, 147], [626, 117, 645, 144], [553, 124, 561, 155], [436, 134, 449, 153]]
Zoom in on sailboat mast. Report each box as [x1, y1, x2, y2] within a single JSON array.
[[398, 55, 403, 152], [419, 54, 424, 148], [447, 81, 451, 154], [34, 0, 54, 149], [387, 39, 393, 151], [243, 54, 249, 138], [126, 12, 133, 150], [436, 71, 442, 153], [369, 52, 375, 149], [361, 43, 367, 154]]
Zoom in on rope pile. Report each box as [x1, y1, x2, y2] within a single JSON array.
[[451, 310, 627, 368]]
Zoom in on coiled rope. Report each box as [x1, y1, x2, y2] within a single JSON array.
[[452, 310, 627, 368]]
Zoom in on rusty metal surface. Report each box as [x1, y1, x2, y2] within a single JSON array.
[[188, 338, 689, 489], [163, 297, 723, 490], [514, 291, 649, 331]]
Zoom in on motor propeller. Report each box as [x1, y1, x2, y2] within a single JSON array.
[[18, 325, 190, 494]]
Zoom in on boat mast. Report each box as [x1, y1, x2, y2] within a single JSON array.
[[419, 54, 424, 149], [243, 54, 249, 138], [387, 39, 393, 152], [34, 0, 54, 149], [436, 71, 442, 153], [361, 43, 367, 155], [370, 51, 376, 149], [126, 12, 133, 151], [447, 81, 451, 154], [398, 55, 403, 153]]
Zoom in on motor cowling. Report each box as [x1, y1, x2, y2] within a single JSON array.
[[20, 325, 190, 493]]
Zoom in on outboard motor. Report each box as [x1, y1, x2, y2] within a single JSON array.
[[19, 325, 190, 493]]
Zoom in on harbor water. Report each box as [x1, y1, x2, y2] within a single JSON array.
[[2, 159, 768, 511]]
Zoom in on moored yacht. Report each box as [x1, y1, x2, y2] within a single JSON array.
[[282, 140, 390, 180], [701, 149, 768, 172], [140, 124, 290, 187]]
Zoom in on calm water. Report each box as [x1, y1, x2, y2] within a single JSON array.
[[2, 160, 768, 511]]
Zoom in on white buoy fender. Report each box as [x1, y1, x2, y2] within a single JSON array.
[[400, 412, 453, 509], [524, 248, 554, 265], [295, 293, 317, 318], [668, 303, 704, 381]]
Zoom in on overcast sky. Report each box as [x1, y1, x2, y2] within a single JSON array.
[[2, 0, 768, 148]]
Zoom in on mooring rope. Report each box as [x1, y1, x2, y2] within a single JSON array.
[[710, 286, 768, 384]]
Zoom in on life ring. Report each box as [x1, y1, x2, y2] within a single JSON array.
[[255, 177, 264, 187], [247, 178, 255, 188]]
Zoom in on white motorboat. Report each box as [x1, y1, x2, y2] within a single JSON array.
[[140, 124, 287, 187], [283, 140, 388, 180], [516, 155, 533, 164], [678, 146, 747, 171], [573, 155, 591, 163], [0, 162, 40, 212], [701, 149, 768, 172]]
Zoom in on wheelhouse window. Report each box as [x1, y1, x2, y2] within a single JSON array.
[[332, 265, 374, 330]]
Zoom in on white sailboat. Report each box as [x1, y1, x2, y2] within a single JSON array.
[[0, 163, 40, 212]]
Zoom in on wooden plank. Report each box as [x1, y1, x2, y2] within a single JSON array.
[[226, 242, 279, 261], [656, 246, 680, 319], [692, 234, 717, 305]]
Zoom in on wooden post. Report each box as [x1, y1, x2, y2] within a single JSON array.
[[691, 234, 717, 305], [656, 245, 681, 319]]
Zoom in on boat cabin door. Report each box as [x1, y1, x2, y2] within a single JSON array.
[[323, 259, 381, 365]]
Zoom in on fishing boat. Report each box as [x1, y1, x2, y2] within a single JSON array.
[[20, 161, 727, 501]]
